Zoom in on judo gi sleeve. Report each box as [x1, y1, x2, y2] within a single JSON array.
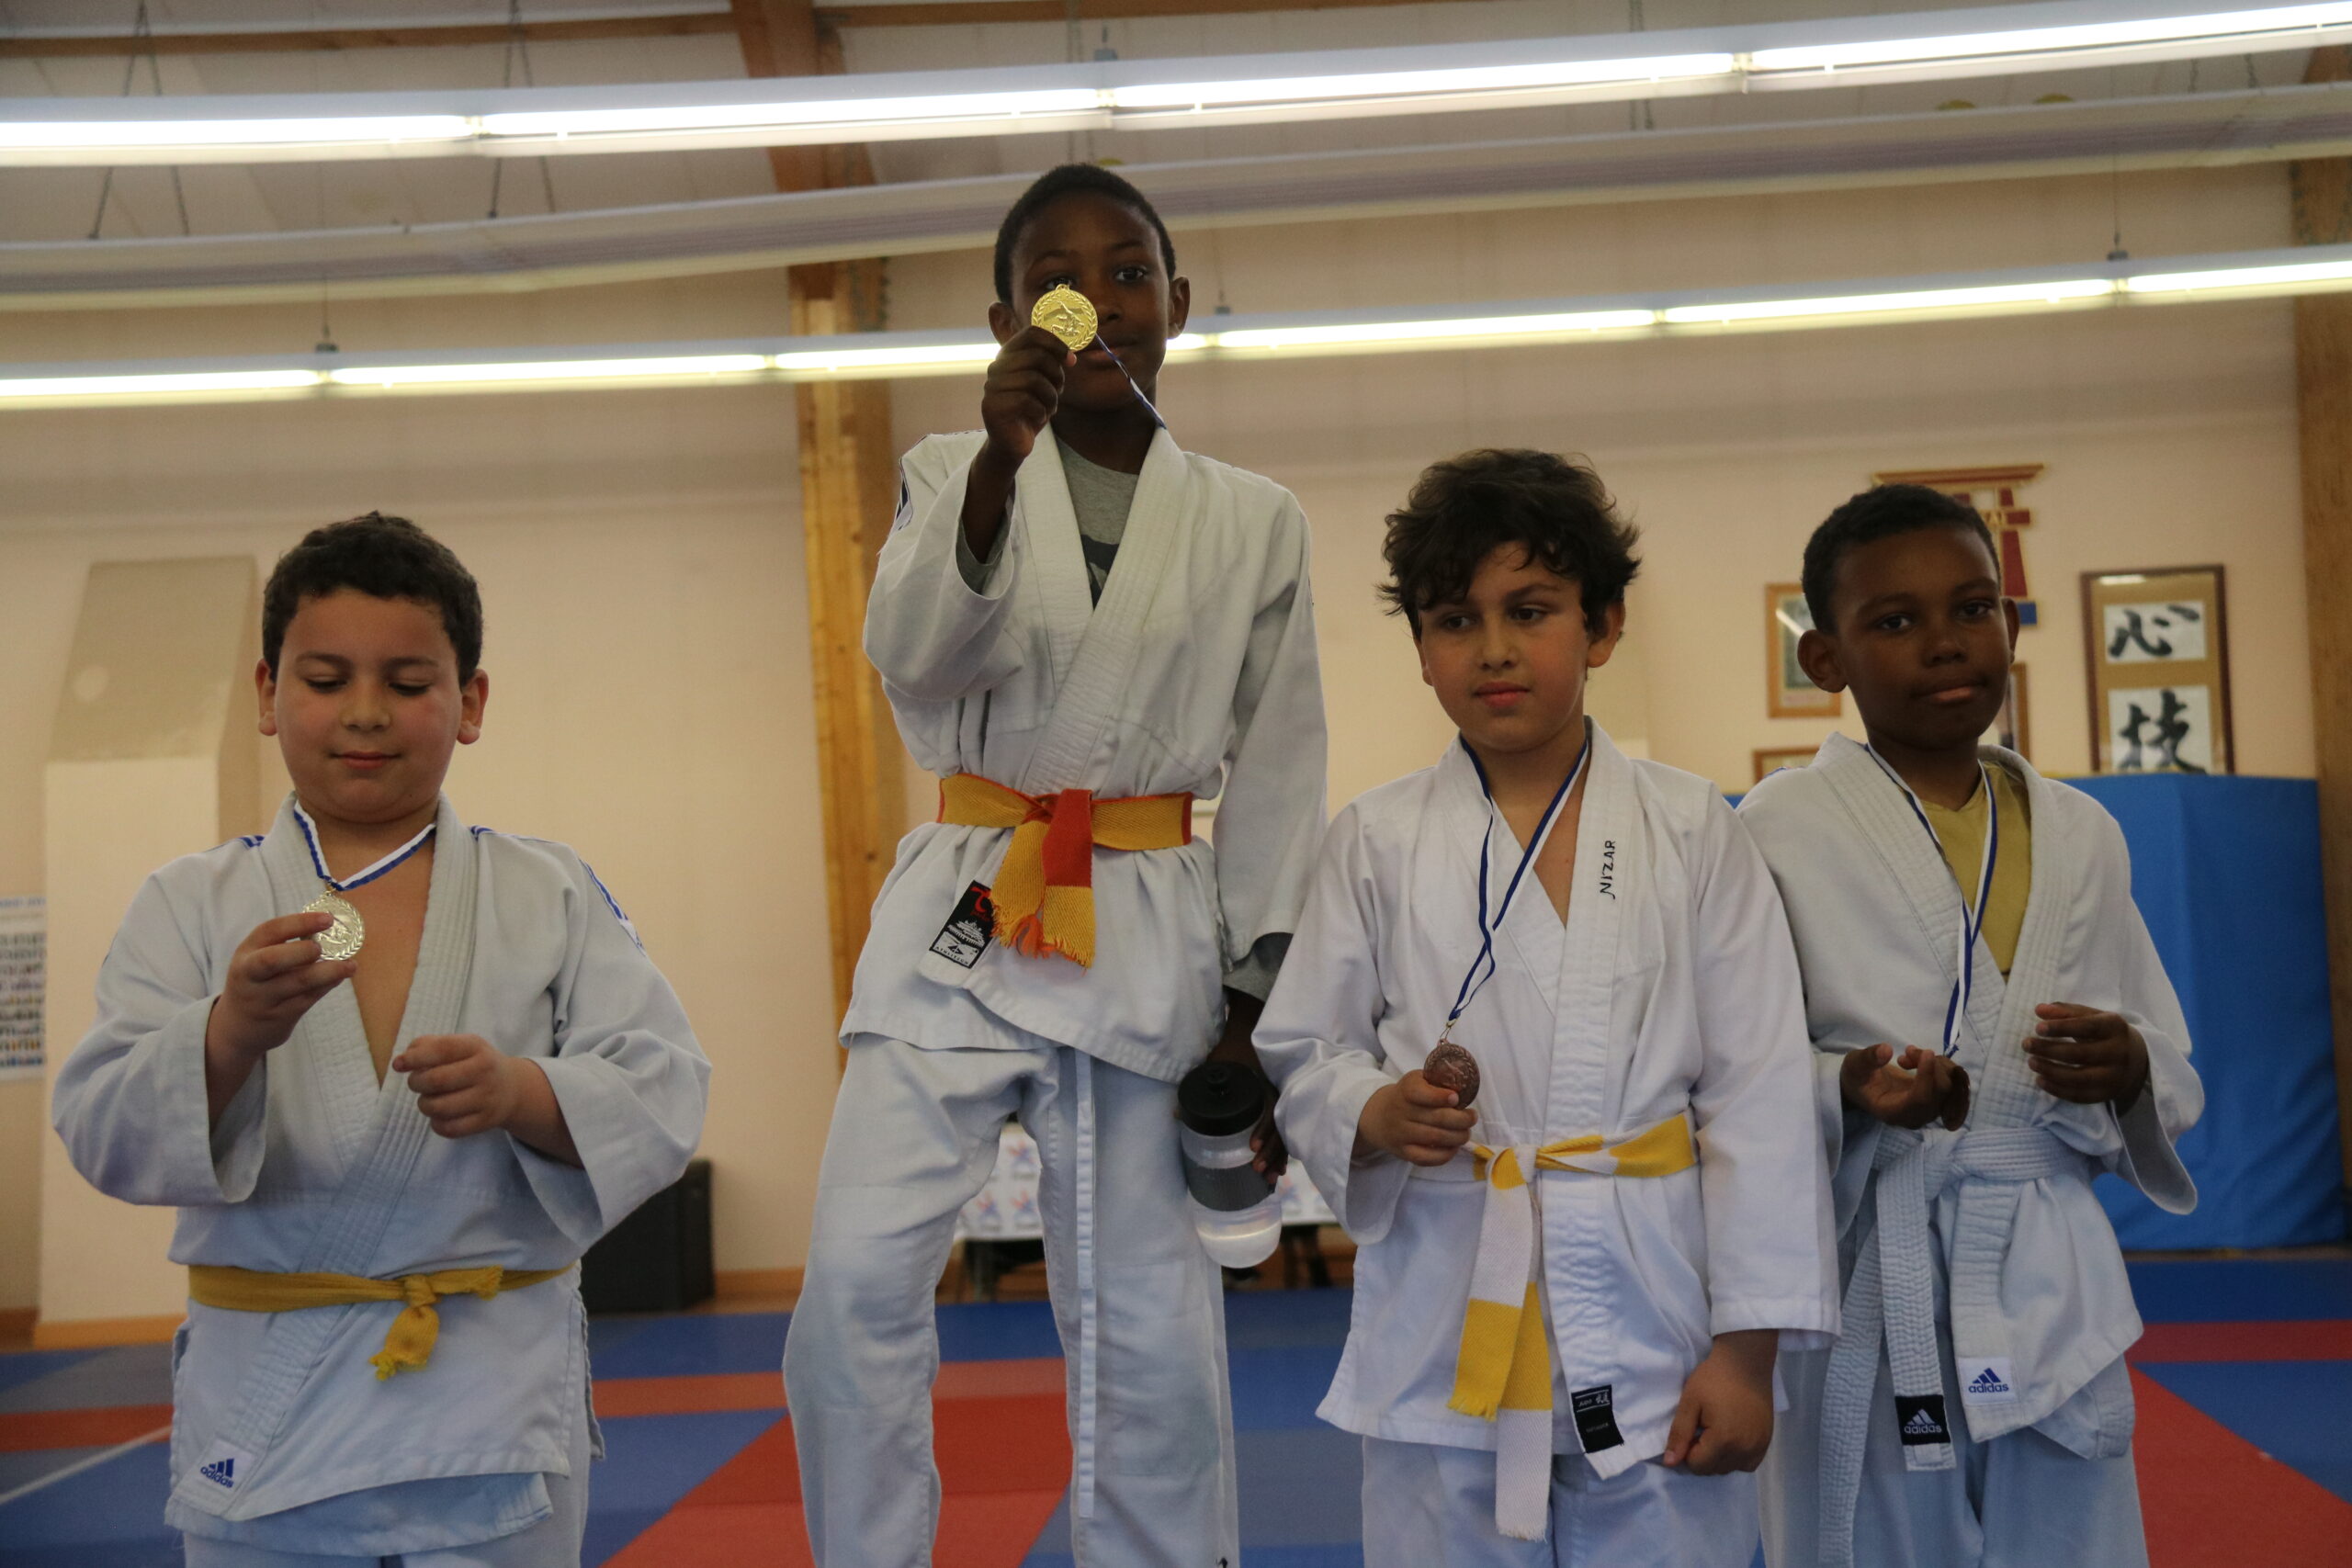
[[1256, 806, 1411, 1244], [1210, 496, 1328, 980], [2086, 813, 2200, 1215], [865, 443, 1027, 704], [1688, 803, 1841, 1350], [522, 859, 712, 1249], [53, 874, 269, 1207]]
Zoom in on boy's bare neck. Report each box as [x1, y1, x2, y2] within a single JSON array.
[[1467, 707, 1590, 818], [1051, 407, 1156, 476], [1864, 728, 1984, 810], [298, 794, 442, 876]]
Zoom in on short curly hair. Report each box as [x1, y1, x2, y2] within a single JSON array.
[[1801, 484, 1998, 634], [1380, 449, 1641, 637], [992, 163, 1178, 305], [262, 513, 482, 680]]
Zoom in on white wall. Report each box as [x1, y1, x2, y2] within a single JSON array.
[[0, 163, 2321, 1316]]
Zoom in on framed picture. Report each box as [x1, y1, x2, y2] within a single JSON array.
[[1765, 582, 1839, 717], [2080, 567, 2233, 774], [1752, 746, 1819, 783]]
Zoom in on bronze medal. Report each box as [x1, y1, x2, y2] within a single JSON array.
[[1423, 1041, 1480, 1109]]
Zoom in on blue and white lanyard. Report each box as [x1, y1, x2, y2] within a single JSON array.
[[1865, 750, 1997, 1058], [1442, 726, 1593, 1044], [291, 803, 436, 893]]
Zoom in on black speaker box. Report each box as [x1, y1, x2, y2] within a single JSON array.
[[582, 1156, 715, 1314]]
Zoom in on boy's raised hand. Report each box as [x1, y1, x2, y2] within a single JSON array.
[[206, 912, 356, 1120], [1353, 1070, 1476, 1166], [1840, 1043, 1971, 1131], [1663, 1328, 1777, 1474], [979, 325, 1075, 465], [2025, 1002, 2149, 1109], [395, 1034, 582, 1165]]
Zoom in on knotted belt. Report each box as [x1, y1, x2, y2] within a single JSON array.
[[187, 1262, 572, 1382], [1817, 1124, 2092, 1568], [936, 773, 1192, 968], [1449, 1113, 1697, 1540]]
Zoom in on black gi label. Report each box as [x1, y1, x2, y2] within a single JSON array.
[[1570, 1385, 1624, 1452], [931, 881, 995, 968], [1896, 1393, 1951, 1446]]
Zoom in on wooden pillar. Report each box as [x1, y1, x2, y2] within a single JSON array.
[[732, 0, 907, 1021], [2290, 45, 2352, 1190]]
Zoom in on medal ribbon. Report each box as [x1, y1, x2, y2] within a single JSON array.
[[1863, 750, 1997, 1057], [291, 803, 437, 893], [1442, 723, 1593, 1044]]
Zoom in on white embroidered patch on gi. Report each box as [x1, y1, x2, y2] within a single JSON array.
[[1958, 1358, 2019, 1405]]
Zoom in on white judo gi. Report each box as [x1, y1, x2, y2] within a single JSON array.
[[784, 426, 1327, 1567], [51, 795, 710, 1564], [1738, 735, 2201, 1568], [1257, 728, 1838, 1567]]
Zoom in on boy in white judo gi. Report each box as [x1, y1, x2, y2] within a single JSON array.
[[52, 513, 712, 1566], [1742, 484, 2202, 1568], [1257, 449, 1838, 1566], [782, 164, 1328, 1567]]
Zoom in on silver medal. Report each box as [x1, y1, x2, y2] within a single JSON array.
[[304, 889, 365, 961]]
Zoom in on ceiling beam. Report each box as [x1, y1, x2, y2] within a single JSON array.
[[0, 0, 1491, 56]]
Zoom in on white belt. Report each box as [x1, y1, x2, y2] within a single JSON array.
[[1818, 1124, 2092, 1568]]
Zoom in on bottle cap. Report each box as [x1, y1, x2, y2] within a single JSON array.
[[1177, 1060, 1266, 1137]]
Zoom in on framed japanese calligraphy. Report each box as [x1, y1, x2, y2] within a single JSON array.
[[1766, 582, 1839, 717], [2080, 567, 2233, 775]]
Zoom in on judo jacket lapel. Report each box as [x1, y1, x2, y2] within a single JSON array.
[[1016, 427, 1184, 795], [175, 797, 481, 1522]]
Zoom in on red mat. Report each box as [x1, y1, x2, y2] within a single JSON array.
[[604, 1391, 1071, 1567], [2132, 1367, 2352, 1566]]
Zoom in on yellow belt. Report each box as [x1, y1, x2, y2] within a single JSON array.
[[1451, 1115, 1697, 1422], [936, 773, 1192, 968], [187, 1263, 572, 1382]]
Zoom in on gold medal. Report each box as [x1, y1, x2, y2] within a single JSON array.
[[1031, 285, 1098, 352], [304, 889, 365, 961]]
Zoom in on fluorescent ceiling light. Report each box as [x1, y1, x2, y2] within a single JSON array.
[[0, 368, 325, 398], [0, 116, 469, 152], [17, 3, 2352, 165], [1752, 3, 2352, 71], [1660, 278, 2117, 323], [324, 354, 766, 386], [2123, 256, 2352, 290], [481, 89, 1100, 138], [1108, 56, 1734, 111], [1211, 310, 1659, 350], [770, 343, 997, 372], [14, 244, 2352, 409]]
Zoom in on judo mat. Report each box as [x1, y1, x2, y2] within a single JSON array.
[[2, 1257, 2346, 1567]]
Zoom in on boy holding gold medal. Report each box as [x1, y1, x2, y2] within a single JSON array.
[[1257, 450, 1836, 1564], [784, 164, 1328, 1566]]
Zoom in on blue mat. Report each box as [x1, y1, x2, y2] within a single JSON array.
[[2072, 775, 2346, 1248]]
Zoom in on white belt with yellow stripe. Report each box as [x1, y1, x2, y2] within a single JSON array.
[[1446, 1112, 1697, 1540]]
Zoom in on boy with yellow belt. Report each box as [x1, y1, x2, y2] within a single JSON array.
[[783, 164, 1328, 1568], [1258, 449, 1837, 1565], [52, 513, 709, 1565]]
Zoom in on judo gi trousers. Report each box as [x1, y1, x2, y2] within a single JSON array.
[[784, 1033, 1239, 1568], [177, 1388, 593, 1568], [1761, 1340, 2148, 1568], [1360, 1437, 1758, 1568]]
